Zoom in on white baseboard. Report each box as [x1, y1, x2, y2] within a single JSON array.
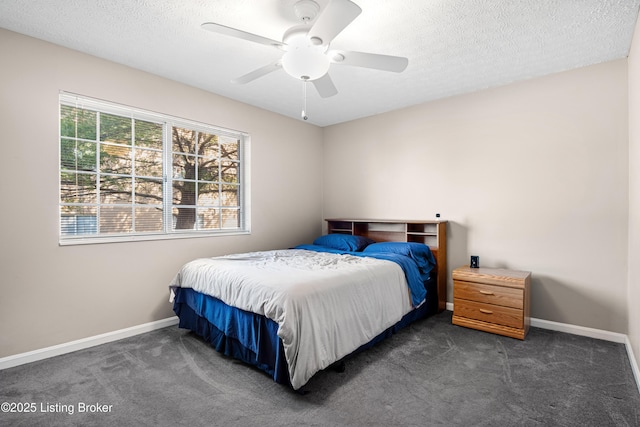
[[0, 316, 179, 371], [625, 336, 640, 395], [446, 304, 640, 393], [529, 317, 627, 343]]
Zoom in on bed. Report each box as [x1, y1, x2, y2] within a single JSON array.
[[169, 220, 447, 390]]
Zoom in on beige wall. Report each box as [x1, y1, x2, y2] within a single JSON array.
[[323, 60, 629, 333], [628, 16, 640, 373], [0, 29, 324, 358]]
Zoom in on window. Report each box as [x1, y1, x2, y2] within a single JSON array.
[[59, 93, 249, 244]]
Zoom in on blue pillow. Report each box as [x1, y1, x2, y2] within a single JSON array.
[[363, 242, 436, 277], [312, 234, 375, 252]]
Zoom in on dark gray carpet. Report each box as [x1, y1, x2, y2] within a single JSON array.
[[1, 311, 639, 426]]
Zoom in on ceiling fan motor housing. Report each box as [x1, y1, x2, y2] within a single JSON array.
[[294, 0, 320, 22]]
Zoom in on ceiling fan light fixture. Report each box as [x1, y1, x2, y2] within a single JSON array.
[[282, 48, 330, 81]]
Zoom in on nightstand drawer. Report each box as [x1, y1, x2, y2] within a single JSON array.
[[453, 298, 523, 329], [454, 280, 523, 309]]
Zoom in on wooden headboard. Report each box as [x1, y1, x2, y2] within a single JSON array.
[[325, 219, 447, 312]]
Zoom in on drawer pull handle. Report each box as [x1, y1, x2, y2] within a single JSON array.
[[479, 309, 494, 315], [479, 290, 494, 295]]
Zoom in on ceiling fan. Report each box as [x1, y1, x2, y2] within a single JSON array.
[[201, 0, 409, 99]]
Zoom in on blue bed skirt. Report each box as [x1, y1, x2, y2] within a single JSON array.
[[172, 274, 438, 388]]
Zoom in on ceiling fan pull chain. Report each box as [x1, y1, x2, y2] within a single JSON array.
[[301, 77, 309, 120]]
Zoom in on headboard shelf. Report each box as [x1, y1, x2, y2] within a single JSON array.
[[326, 220, 355, 234], [325, 218, 448, 312]]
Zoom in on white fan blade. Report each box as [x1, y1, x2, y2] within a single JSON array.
[[307, 0, 362, 46], [232, 61, 282, 84], [330, 50, 409, 72], [201, 22, 284, 48], [312, 73, 338, 98]]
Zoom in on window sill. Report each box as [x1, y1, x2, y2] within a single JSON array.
[[58, 230, 250, 246]]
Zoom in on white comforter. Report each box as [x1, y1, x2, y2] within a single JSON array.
[[169, 249, 412, 389]]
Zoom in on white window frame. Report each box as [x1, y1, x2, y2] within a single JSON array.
[[59, 92, 251, 245]]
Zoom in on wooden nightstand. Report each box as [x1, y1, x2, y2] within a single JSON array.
[[452, 266, 531, 340]]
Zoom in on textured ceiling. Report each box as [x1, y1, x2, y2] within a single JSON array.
[[0, 0, 639, 127]]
